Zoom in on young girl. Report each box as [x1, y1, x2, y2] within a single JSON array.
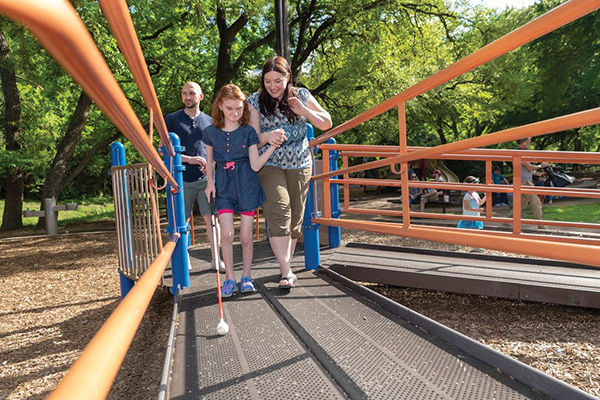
[[203, 84, 277, 297], [457, 176, 486, 230]]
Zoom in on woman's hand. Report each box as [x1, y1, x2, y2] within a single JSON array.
[[266, 129, 286, 147], [288, 96, 306, 117]]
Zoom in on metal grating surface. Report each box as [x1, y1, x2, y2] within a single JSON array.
[[169, 244, 346, 400], [267, 272, 543, 400], [167, 242, 583, 399]]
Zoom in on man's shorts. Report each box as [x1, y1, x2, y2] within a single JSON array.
[[183, 178, 213, 219]]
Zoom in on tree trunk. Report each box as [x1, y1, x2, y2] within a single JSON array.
[[37, 91, 92, 227], [213, 6, 249, 96], [0, 27, 24, 231]]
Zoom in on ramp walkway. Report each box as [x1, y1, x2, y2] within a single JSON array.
[[166, 242, 595, 400], [329, 242, 600, 310]]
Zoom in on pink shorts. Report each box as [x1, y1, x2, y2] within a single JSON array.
[[217, 209, 255, 217]]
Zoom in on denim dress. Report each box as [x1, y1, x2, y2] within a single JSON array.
[[203, 125, 266, 212]]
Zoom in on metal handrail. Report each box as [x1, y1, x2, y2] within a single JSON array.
[[308, 0, 600, 269], [312, 107, 600, 182], [0, 0, 179, 189], [47, 235, 179, 400], [98, 0, 174, 157]]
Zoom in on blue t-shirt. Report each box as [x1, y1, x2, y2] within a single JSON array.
[[247, 87, 311, 170], [492, 173, 505, 185], [165, 109, 212, 182]]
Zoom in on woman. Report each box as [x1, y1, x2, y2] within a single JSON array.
[[248, 56, 332, 289]]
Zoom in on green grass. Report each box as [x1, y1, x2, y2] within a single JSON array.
[[527, 201, 600, 223], [1, 197, 599, 229], [0, 199, 115, 228]]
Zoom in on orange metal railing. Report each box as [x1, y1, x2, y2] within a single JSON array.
[[47, 235, 179, 400], [98, 0, 174, 157], [0, 0, 178, 189], [309, 0, 600, 269], [0, 0, 185, 397]]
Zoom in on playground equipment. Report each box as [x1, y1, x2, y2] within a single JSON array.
[[427, 159, 459, 183], [22, 198, 78, 236], [110, 142, 163, 297]]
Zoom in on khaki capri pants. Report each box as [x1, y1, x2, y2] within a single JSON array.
[[258, 165, 312, 239]]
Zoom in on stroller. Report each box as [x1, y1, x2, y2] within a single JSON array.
[[542, 165, 575, 188], [536, 165, 575, 204]]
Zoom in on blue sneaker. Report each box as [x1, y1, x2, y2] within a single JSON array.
[[220, 279, 238, 298], [240, 276, 256, 293]]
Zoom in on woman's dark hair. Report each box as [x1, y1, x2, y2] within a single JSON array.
[[258, 56, 299, 122]]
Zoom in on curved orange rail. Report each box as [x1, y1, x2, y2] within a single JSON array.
[[47, 235, 179, 400], [98, 0, 174, 157], [0, 0, 178, 189], [313, 107, 600, 181], [309, 0, 600, 269]]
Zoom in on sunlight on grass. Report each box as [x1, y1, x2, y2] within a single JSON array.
[[543, 202, 600, 223], [0, 200, 115, 228]]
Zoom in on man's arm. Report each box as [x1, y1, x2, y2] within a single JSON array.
[[523, 161, 548, 172]]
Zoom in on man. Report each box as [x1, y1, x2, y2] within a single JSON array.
[[419, 169, 443, 212], [165, 82, 224, 271], [509, 137, 548, 228]]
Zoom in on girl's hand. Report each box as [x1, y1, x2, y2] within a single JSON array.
[[267, 129, 286, 147], [288, 96, 306, 116], [205, 183, 215, 202]]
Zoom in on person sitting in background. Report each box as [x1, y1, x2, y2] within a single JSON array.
[[491, 165, 509, 206], [408, 173, 422, 207], [420, 169, 442, 212]]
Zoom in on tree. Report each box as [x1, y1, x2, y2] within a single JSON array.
[[0, 22, 23, 230]]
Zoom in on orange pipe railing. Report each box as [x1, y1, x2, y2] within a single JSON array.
[[312, 218, 600, 268], [0, 0, 178, 189], [98, 0, 174, 157], [47, 234, 179, 400], [307, 0, 600, 267], [313, 107, 600, 182]]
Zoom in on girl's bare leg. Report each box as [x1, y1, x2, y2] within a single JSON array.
[[218, 213, 236, 281], [239, 214, 254, 278]]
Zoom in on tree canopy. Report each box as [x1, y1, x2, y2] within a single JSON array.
[[1, 0, 598, 229]]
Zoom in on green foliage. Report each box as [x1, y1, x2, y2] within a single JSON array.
[[1, 0, 597, 206]]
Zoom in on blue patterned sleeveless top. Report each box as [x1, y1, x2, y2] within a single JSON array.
[[247, 87, 311, 170]]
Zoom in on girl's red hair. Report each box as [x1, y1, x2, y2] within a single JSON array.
[[211, 84, 251, 128]]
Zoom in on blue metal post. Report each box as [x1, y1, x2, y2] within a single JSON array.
[[326, 138, 342, 248], [303, 124, 321, 270], [110, 142, 135, 299], [163, 133, 190, 296]]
